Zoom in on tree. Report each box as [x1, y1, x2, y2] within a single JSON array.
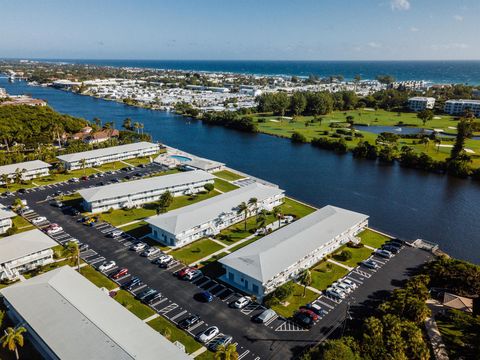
[[215, 343, 239, 360], [272, 205, 282, 227], [157, 191, 173, 213], [290, 92, 307, 116], [204, 183, 214, 193], [450, 118, 472, 160], [133, 122, 141, 134], [291, 132, 307, 143], [1, 326, 27, 360], [236, 202, 248, 231], [354, 74, 362, 92], [80, 158, 87, 175], [122, 117, 132, 131], [248, 197, 258, 219], [93, 117, 102, 127], [417, 109, 434, 126], [1, 173, 9, 189], [298, 269, 312, 297], [316, 339, 360, 360], [12, 197, 24, 210], [256, 209, 268, 232], [65, 241, 81, 272]]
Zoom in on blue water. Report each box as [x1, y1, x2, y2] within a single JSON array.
[[169, 155, 192, 162], [2, 78, 480, 264], [26, 59, 480, 85]]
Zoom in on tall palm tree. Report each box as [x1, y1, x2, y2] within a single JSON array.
[[248, 197, 258, 219], [80, 158, 87, 175], [133, 122, 141, 134], [236, 202, 248, 231], [14, 168, 22, 185], [215, 343, 239, 360], [272, 206, 282, 227], [1, 173, 9, 189], [1, 326, 27, 360], [122, 118, 132, 131], [256, 209, 268, 233], [65, 241, 81, 272], [298, 269, 312, 297], [139, 123, 145, 135], [434, 138, 441, 153]]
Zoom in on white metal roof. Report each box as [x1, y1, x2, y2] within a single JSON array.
[[0, 266, 191, 360], [0, 160, 51, 176], [78, 170, 215, 203], [146, 183, 284, 235], [57, 141, 159, 163], [219, 206, 368, 283], [0, 205, 15, 220], [0, 229, 57, 265]]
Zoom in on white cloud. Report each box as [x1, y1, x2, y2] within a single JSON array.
[[391, 0, 410, 11], [367, 42, 382, 48], [453, 15, 464, 22], [410, 26, 419, 32]]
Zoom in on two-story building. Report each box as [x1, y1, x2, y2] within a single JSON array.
[[408, 97, 435, 111], [0, 206, 16, 234], [146, 183, 285, 248], [0, 160, 51, 185], [219, 205, 368, 300], [79, 170, 215, 213], [0, 229, 57, 282], [57, 141, 160, 170], [444, 99, 480, 116]]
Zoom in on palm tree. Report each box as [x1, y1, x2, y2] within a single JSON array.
[[133, 122, 141, 134], [93, 117, 102, 128], [13, 168, 22, 185], [236, 202, 249, 231], [434, 138, 441, 153], [1, 326, 27, 360], [215, 343, 239, 360], [256, 209, 268, 233], [1, 173, 9, 189], [65, 241, 81, 272], [420, 137, 430, 149], [139, 123, 144, 135], [80, 158, 87, 175], [122, 118, 132, 131], [272, 206, 282, 227], [298, 269, 312, 297], [248, 197, 258, 219]]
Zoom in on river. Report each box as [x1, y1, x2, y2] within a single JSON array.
[[2, 78, 480, 263]]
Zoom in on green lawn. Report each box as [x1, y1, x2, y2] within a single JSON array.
[[80, 265, 117, 290], [214, 178, 239, 192], [436, 318, 467, 360], [114, 290, 156, 320], [281, 197, 316, 218], [332, 245, 373, 268], [170, 238, 225, 265], [213, 169, 245, 181], [99, 190, 221, 226], [270, 283, 318, 318], [147, 316, 201, 354], [0, 216, 35, 237], [358, 228, 391, 248], [120, 221, 152, 238], [310, 261, 349, 291]]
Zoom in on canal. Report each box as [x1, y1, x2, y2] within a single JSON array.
[[2, 78, 480, 263]]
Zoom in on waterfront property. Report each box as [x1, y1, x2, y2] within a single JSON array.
[[0, 266, 191, 360], [0, 205, 16, 234], [0, 229, 57, 281], [155, 149, 225, 173], [57, 141, 160, 170], [219, 205, 368, 299], [0, 160, 51, 184], [79, 170, 215, 213], [408, 97, 435, 111], [444, 99, 480, 116], [146, 182, 285, 248]]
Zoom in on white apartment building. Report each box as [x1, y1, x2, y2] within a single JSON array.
[[146, 183, 285, 248], [408, 97, 435, 111], [78, 170, 215, 213], [57, 142, 160, 170], [0, 160, 51, 184], [0, 205, 16, 234], [0, 229, 57, 281], [444, 99, 480, 117], [219, 206, 368, 299]]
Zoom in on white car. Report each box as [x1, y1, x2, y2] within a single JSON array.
[[32, 216, 47, 225], [130, 242, 147, 252], [47, 227, 63, 235], [375, 249, 393, 259], [325, 287, 346, 299], [196, 326, 219, 343], [233, 296, 251, 309], [141, 247, 160, 257], [341, 279, 357, 290], [156, 254, 173, 264], [109, 230, 123, 238], [98, 261, 116, 272], [332, 281, 352, 294], [18, 207, 34, 215]]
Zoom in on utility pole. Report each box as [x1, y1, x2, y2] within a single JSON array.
[[341, 297, 354, 337]]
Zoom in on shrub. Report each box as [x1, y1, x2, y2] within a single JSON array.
[[347, 241, 364, 249], [291, 131, 308, 143], [336, 250, 353, 261]]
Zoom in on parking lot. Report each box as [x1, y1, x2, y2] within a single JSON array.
[[0, 165, 434, 359]]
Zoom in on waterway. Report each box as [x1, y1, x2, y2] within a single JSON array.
[[2, 78, 480, 263]]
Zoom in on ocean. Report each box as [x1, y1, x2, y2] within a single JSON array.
[[28, 59, 480, 85]]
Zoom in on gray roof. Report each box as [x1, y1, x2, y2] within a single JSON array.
[[146, 183, 284, 235], [0, 229, 57, 265], [78, 170, 215, 203], [219, 206, 368, 283], [57, 141, 159, 163], [0, 160, 51, 176], [0, 206, 15, 220], [184, 158, 224, 171], [0, 266, 191, 360]]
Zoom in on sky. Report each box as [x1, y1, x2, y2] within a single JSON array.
[[0, 0, 479, 61]]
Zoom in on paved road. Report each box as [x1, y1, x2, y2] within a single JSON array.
[[0, 167, 434, 359]]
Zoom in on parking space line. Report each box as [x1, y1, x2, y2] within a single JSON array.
[[151, 297, 168, 307], [316, 299, 335, 310], [158, 303, 178, 314], [187, 320, 204, 333], [89, 257, 106, 265], [169, 310, 187, 322], [238, 350, 250, 359], [264, 314, 279, 326]]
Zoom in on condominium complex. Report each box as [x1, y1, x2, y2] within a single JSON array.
[[146, 183, 285, 248], [219, 206, 368, 299], [57, 141, 160, 170], [0, 229, 57, 281], [0, 266, 191, 360], [408, 97, 435, 111], [0, 160, 51, 184], [0, 205, 16, 234], [444, 99, 480, 116], [78, 170, 215, 213]]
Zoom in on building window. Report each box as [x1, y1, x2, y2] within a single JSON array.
[[228, 272, 234, 281], [252, 284, 259, 294]]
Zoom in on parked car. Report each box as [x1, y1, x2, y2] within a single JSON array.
[[110, 268, 128, 280], [98, 261, 116, 272], [252, 309, 277, 323], [183, 269, 202, 281], [208, 335, 233, 352], [176, 267, 194, 278], [305, 303, 328, 317], [361, 259, 379, 269], [79, 244, 89, 252], [298, 308, 319, 321], [50, 200, 64, 208], [81, 176, 89, 181], [18, 207, 34, 215], [17, 188, 26, 194], [31, 216, 47, 225], [130, 242, 147, 252], [108, 230, 124, 238], [145, 292, 162, 305], [47, 227, 63, 235], [141, 247, 160, 257], [332, 281, 352, 294], [154, 254, 173, 266], [196, 326, 219, 343], [178, 315, 200, 330], [375, 249, 393, 259], [325, 287, 346, 299], [122, 277, 142, 290], [69, 177, 80, 183], [136, 288, 157, 301], [340, 279, 357, 290], [197, 291, 214, 303], [232, 296, 251, 309], [382, 244, 400, 254], [293, 312, 313, 329]]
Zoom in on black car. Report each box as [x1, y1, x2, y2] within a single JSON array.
[[17, 188, 26, 194], [122, 277, 142, 290], [124, 175, 131, 180], [146, 292, 162, 305], [293, 312, 313, 329], [178, 315, 200, 330], [387, 240, 403, 248], [141, 290, 159, 304], [382, 244, 399, 254]]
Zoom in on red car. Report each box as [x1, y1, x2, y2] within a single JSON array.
[[110, 268, 128, 280], [81, 176, 89, 181], [176, 267, 194, 278], [299, 308, 319, 321]]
